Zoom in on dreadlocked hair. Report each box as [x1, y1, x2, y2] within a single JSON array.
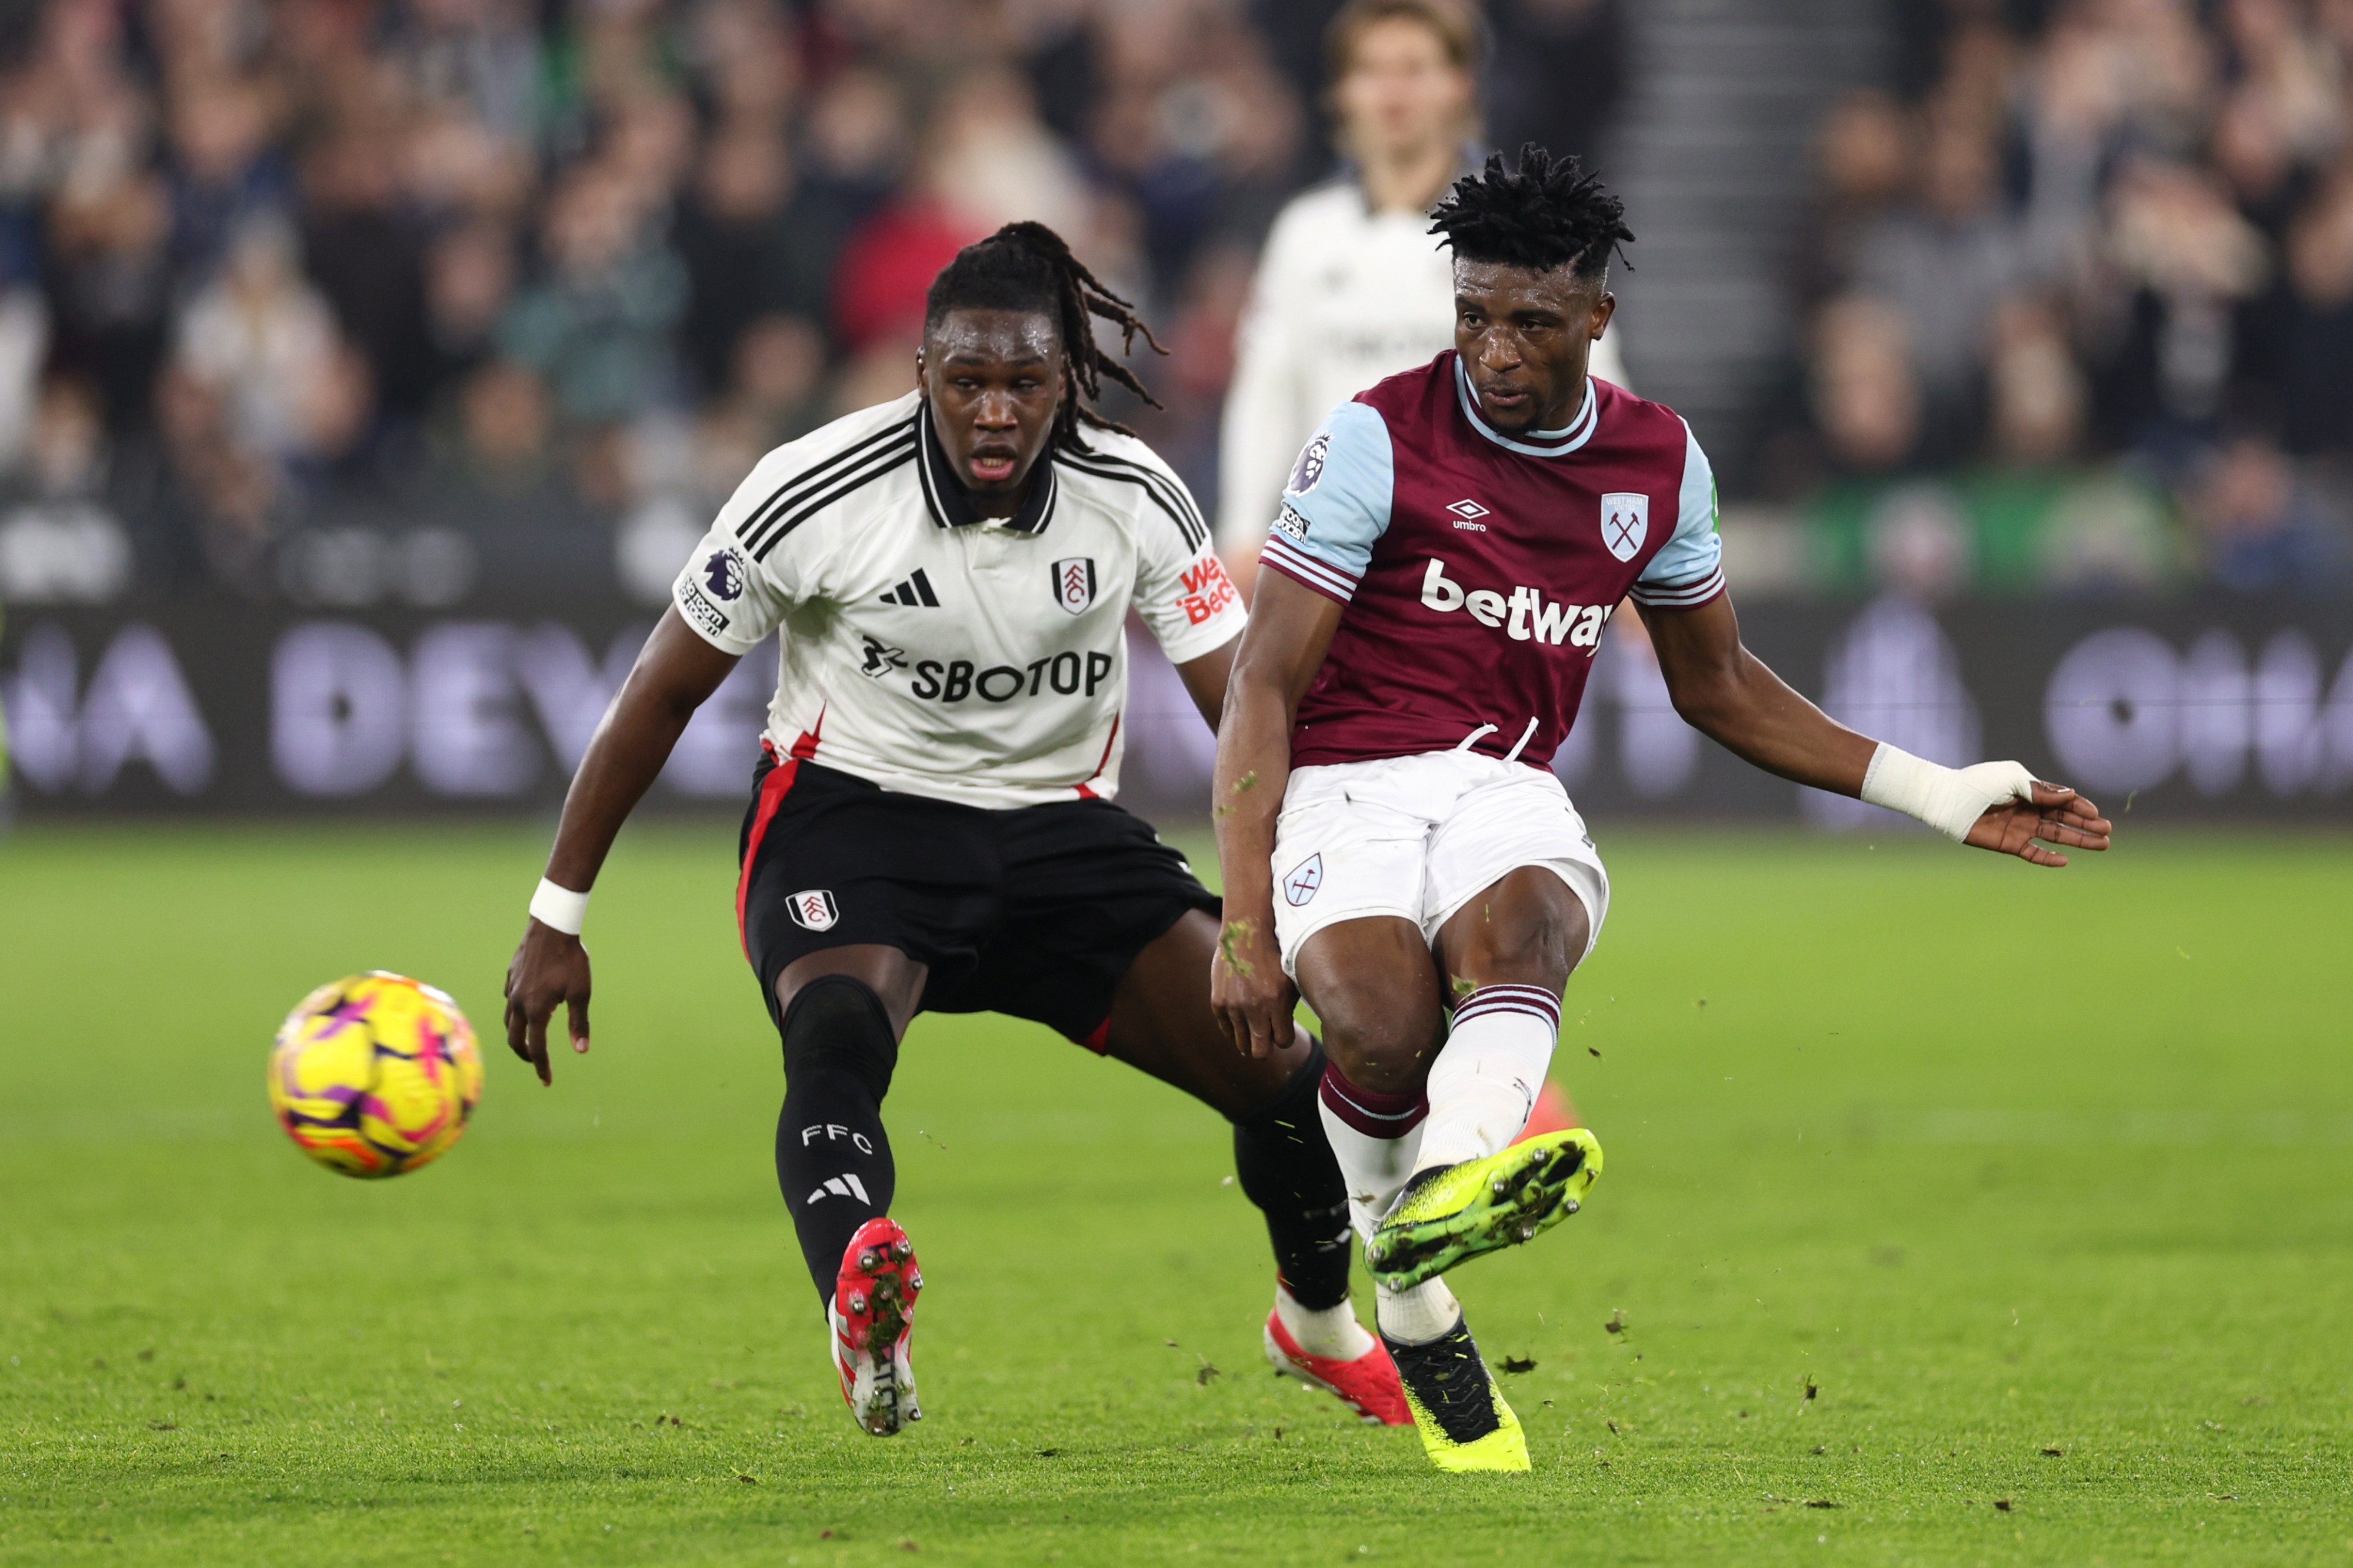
[[924, 221, 1164, 451], [1428, 144, 1635, 283]]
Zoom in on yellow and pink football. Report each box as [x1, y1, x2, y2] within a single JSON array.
[[268, 972, 483, 1178]]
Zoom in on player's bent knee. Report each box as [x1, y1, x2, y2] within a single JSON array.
[[779, 974, 899, 1102], [1313, 993, 1440, 1097], [1450, 869, 1590, 987]]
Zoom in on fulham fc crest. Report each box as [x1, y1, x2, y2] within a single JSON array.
[[786, 889, 839, 932], [1051, 556, 1097, 615], [1282, 854, 1324, 906], [1599, 492, 1649, 562]]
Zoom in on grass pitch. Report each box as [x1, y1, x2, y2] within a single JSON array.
[[2, 820, 2349, 1566]]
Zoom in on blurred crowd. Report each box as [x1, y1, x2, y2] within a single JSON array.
[[0, 0, 1621, 603], [1, 0, 2342, 608], [1775, 0, 2353, 595]]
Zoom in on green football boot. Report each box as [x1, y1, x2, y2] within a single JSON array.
[[1386, 1315, 1528, 1473], [1365, 1128, 1602, 1289]]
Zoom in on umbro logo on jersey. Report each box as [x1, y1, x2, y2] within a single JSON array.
[[879, 569, 939, 607], [786, 889, 839, 932], [858, 635, 908, 679], [1052, 556, 1097, 616], [1600, 492, 1649, 561], [805, 1172, 871, 1206], [703, 547, 748, 601], [1446, 499, 1489, 521]]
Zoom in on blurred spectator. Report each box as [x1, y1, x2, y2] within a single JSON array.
[[0, 375, 133, 602], [1852, 115, 2021, 449], [496, 164, 686, 426], [2187, 434, 2349, 593], [173, 215, 358, 468], [1809, 295, 1921, 473], [675, 125, 826, 396], [1484, 0, 1626, 171], [422, 222, 516, 410]]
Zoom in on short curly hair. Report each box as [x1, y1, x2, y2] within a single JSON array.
[[1428, 144, 1635, 283]]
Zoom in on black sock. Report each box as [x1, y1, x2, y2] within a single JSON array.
[[1232, 1045, 1355, 1312], [774, 975, 899, 1308]]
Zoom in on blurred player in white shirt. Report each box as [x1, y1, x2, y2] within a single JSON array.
[[1217, 0, 1628, 595]]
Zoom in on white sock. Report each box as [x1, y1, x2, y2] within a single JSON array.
[[1374, 1277, 1461, 1346], [1317, 1075, 1427, 1237], [1415, 985, 1561, 1171], [1273, 1282, 1375, 1360]]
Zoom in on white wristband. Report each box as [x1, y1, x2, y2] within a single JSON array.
[[1859, 744, 2038, 842], [529, 878, 589, 936]]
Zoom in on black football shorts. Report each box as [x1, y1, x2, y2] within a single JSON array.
[[735, 755, 1219, 1046]]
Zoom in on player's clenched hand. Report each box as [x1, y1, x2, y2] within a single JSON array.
[[503, 920, 592, 1086], [1210, 910, 1295, 1058], [1965, 780, 2112, 868]]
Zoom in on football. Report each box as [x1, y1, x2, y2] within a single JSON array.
[[268, 971, 484, 1179]]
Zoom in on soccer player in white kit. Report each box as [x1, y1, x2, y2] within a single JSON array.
[[502, 225, 1410, 1438], [1217, 0, 1628, 595]]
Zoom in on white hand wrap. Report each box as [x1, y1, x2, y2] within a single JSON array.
[[1859, 745, 2038, 843], [528, 878, 589, 936]]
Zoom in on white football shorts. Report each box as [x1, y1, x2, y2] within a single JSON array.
[[1267, 748, 1609, 979]]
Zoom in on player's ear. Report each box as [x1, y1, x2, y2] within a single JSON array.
[[1590, 291, 1618, 339]]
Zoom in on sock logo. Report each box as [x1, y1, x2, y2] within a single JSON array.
[[800, 1123, 875, 1153], [1282, 853, 1324, 906], [805, 1173, 871, 1206], [786, 889, 839, 931]]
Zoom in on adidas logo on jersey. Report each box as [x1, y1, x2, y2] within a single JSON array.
[[806, 1172, 871, 1206], [1420, 558, 1615, 649], [879, 569, 941, 607]]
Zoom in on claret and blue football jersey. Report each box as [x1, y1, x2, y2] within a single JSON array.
[[1259, 352, 1725, 771]]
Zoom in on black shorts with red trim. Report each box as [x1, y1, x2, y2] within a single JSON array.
[[736, 756, 1219, 1047]]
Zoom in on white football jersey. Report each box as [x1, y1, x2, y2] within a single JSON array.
[[672, 391, 1245, 809]]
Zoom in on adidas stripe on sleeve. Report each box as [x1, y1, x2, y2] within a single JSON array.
[[1627, 418, 1725, 610], [1257, 400, 1395, 604], [672, 409, 920, 653]]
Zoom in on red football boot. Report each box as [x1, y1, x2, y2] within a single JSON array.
[[1262, 1308, 1412, 1425], [829, 1217, 924, 1436]]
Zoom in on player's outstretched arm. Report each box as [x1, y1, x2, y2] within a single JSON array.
[[1210, 571, 1345, 1056], [504, 608, 741, 1084], [1641, 593, 2112, 867]]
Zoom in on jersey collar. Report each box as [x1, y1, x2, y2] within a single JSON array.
[[916, 399, 1060, 535], [1451, 353, 1599, 458]]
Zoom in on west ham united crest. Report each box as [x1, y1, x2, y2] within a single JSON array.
[[1599, 492, 1649, 562], [1282, 854, 1324, 906], [1051, 556, 1097, 616], [786, 889, 839, 932]]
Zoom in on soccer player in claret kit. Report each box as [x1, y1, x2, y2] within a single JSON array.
[[1211, 149, 2116, 1472], [503, 224, 1411, 1437]]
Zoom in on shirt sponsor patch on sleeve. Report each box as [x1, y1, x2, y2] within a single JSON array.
[[678, 581, 730, 639], [1272, 502, 1311, 540], [1177, 554, 1238, 625]]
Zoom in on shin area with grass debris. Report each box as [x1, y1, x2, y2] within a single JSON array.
[[3, 824, 2348, 1564]]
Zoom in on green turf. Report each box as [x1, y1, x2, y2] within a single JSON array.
[[2, 821, 2349, 1566]]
